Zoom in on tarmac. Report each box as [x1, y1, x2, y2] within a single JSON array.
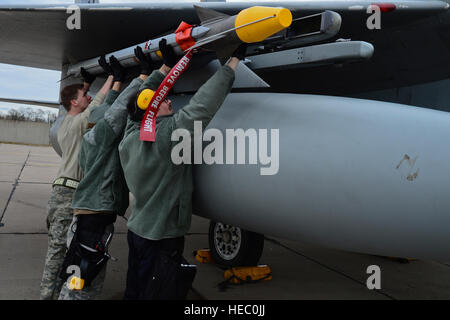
[[0, 142, 449, 300]]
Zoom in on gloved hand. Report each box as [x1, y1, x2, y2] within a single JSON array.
[[98, 55, 113, 76], [109, 55, 126, 82], [231, 44, 247, 61], [134, 46, 154, 75], [80, 67, 96, 84], [159, 38, 177, 68]]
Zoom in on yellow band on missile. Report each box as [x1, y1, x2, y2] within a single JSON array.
[[235, 6, 292, 43], [137, 89, 155, 110], [68, 276, 85, 291]]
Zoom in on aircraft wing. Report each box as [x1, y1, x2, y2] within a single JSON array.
[[0, 97, 59, 109], [0, 1, 448, 70]]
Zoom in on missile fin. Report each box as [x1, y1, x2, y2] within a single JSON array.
[[234, 62, 270, 88], [215, 44, 240, 65], [172, 59, 269, 92], [194, 5, 229, 25]]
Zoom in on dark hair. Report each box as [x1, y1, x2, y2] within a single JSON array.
[[126, 91, 146, 122], [60, 83, 84, 111]]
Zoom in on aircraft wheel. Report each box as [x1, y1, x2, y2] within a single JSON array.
[[208, 221, 264, 267]]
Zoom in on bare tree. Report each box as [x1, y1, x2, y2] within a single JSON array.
[[5, 109, 26, 121], [0, 106, 58, 123], [45, 110, 58, 124]]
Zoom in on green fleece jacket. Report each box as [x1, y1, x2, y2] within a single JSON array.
[[72, 77, 152, 215], [119, 65, 235, 240]]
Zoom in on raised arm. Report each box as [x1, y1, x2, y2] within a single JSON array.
[[80, 66, 112, 106], [80, 67, 96, 93], [136, 39, 173, 90], [103, 49, 160, 137], [172, 45, 245, 136]]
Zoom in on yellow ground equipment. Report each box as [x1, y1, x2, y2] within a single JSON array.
[[194, 249, 214, 264], [224, 265, 272, 285]]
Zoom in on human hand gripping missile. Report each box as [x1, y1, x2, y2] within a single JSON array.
[[67, 6, 292, 76]]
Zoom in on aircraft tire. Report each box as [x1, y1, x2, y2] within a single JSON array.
[[208, 221, 264, 267]]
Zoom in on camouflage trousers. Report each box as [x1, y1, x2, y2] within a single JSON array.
[[58, 265, 107, 300], [57, 215, 108, 300], [40, 185, 75, 300]]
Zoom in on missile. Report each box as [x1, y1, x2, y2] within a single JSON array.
[[192, 5, 292, 59], [67, 6, 292, 76]]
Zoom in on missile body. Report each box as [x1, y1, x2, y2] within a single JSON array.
[[67, 6, 292, 76], [67, 25, 210, 76]]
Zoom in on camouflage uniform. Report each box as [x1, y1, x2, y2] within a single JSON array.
[[39, 91, 106, 300], [58, 268, 107, 300], [40, 185, 75, 300], [57, 78, 141, 300], [57, 216, 108, 300]]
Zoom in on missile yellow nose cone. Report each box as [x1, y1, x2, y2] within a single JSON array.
[[137, 89, 155, 110], [235, 6, 292, 43], [68, 276, 85, 291]]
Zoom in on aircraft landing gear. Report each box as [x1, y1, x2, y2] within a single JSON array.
[[208, 221, 264, 267]]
